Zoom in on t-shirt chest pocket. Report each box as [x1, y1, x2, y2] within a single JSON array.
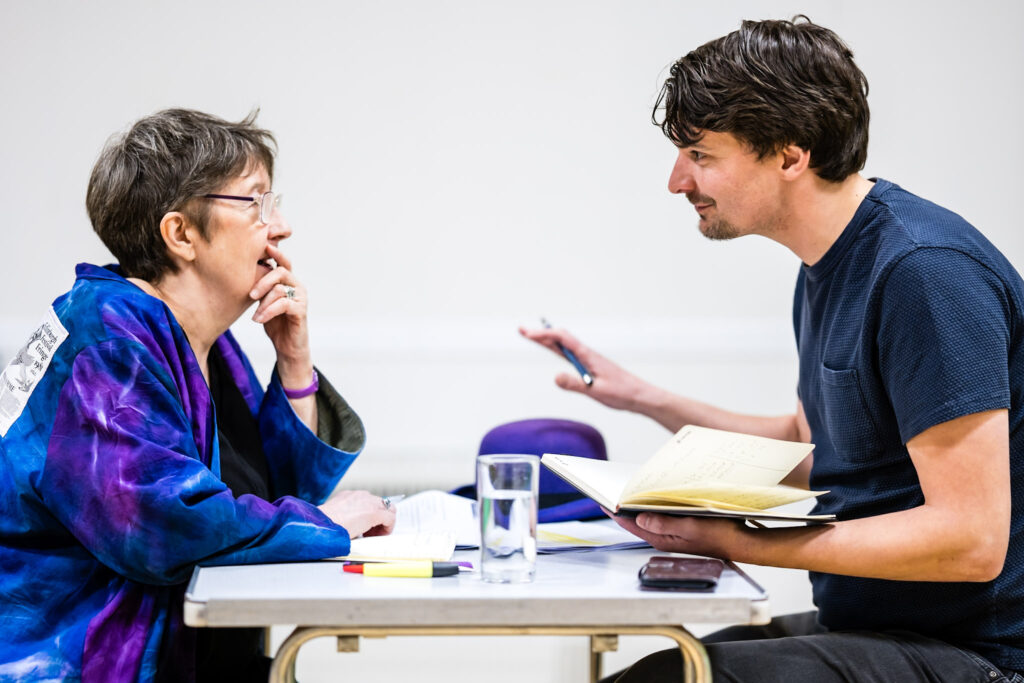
[[819, 366, 885, 463]]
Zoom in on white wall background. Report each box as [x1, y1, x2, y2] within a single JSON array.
[[2, 1, 1023, 680]]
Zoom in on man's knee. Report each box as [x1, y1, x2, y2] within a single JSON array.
[[601, 648, 682, 683]]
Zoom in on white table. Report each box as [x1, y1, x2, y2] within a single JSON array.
[[184, 548, 769, 683]]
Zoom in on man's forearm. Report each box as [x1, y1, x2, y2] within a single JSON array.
[[730, 504, 1006, 582], [634, 384, 803, 442], [726, 408, 1010, 582]]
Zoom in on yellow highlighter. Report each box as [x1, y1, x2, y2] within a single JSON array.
[[342, 561, 461, 578]]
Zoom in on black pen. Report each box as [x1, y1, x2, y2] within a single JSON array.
[[540, 317, 593, 386]]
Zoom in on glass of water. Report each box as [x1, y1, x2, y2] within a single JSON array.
[[477, 454, 539, 583]]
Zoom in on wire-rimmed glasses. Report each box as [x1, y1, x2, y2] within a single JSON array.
[[201, 191, 283, 224]]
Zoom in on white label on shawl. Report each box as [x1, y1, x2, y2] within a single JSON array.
[[0, 307, 69, 436]]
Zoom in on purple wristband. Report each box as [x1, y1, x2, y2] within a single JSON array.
[[282, 369, 319, 399]]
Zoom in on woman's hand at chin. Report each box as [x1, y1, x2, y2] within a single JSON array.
[[249, 242, 313, 385]]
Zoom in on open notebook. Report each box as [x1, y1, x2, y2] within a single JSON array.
[[543, 425, 834, 524]]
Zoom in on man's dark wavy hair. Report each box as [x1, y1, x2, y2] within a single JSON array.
[[654, 16, 869, 182]]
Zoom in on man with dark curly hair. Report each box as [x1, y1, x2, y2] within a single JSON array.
[[524, 17, 1024, 683]]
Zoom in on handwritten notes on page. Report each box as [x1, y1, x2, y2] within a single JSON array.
[[620, 425, 814, 504]]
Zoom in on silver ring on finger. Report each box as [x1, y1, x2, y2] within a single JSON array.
[[381, 496, 392, 511], [284, 285, 296, 300]]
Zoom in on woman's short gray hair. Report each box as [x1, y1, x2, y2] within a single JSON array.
[[86, 108, 277, 281]]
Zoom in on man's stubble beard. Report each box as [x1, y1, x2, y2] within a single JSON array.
[[699, 216, 744, 241], [698, 210, 782, 242]]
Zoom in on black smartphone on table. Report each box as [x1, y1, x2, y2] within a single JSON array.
[[638, 556, 725, 591]]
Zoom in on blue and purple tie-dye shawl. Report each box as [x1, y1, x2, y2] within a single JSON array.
[[0, 264, 364, 682]]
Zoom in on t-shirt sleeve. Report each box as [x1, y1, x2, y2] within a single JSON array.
[[39, 338, 352, 585], [877, 247, 1011, 442]]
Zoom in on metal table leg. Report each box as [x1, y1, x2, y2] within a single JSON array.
[[268, 624, 711, 683]]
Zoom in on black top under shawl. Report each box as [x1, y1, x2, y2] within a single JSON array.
[[194, 344, 273, 682]]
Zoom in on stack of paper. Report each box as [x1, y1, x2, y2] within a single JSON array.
[[389, 489, 648, 553], [334, 490, 649, 562], [343, 531, 457, 562], [536, 519, 649, 554], [392, 489, 480, 548]]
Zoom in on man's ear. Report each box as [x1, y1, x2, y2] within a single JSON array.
[[159, 211, 199, 264], [779, 144, 811, 179]]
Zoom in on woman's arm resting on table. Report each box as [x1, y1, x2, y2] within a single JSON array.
[[318, 490, 397, 538]]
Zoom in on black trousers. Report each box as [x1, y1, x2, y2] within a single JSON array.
[[195, 626, 272, 683], [601, 611, 1023, 683]]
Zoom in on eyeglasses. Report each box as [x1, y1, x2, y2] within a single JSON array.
[[201, 191, 283, 224]]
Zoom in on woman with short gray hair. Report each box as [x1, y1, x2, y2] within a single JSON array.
[[0, 108, 395, 682]]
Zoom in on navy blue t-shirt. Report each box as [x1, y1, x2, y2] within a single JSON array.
[[794, 178, 1024, 671]]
